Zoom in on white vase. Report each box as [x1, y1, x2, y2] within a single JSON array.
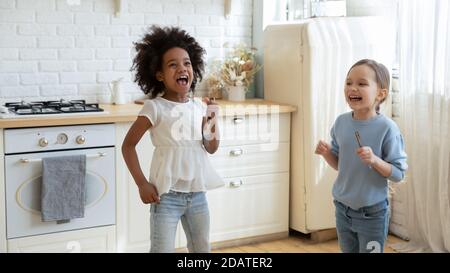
[[226, 86, 246, 102]]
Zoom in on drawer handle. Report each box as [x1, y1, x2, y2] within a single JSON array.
[[229, 180, 243, 188], [233, 117, 244, 124], [229, 148, 243, 156]]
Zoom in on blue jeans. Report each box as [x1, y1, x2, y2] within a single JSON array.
[[150, 191, 210, 253], [334, 199, 390, 253]]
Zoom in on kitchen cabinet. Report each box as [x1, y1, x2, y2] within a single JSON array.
[[115, 122, 154, 252], [211, 112, 291, 244], [116, 111, 291, 251], [177, 112, 291, 248], [7, 226, 115, 253], [115, 122, 188, 252], [0, 101, 294, 252]]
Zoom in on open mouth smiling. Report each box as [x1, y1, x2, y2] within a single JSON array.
[[177, 75, 189, 86], [349, 95, 362, 101]]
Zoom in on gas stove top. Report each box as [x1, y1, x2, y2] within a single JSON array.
[[0, 99, 107, 119]]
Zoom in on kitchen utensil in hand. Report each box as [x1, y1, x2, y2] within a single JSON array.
[[355, 131, 362, 148], [355, 131, 372, 169]]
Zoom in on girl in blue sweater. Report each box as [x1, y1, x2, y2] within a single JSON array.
[[315, 59, 408, 253]]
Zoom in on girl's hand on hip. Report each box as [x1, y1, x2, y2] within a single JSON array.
[[138, 182, 160, 204], [357, 146, 377, 166], [315, 140, 331, 156]]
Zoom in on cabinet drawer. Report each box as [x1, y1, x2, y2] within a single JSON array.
[[7, 226, 116, 253], [207, 172, 289, 243], [210, 142, 289, 178], [218, 113, 290, 146]]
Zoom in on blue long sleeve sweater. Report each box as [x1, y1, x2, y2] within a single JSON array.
[[330, 112, 408, 209]]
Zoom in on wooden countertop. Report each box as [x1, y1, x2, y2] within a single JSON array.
[[0, 99, 297, 129]]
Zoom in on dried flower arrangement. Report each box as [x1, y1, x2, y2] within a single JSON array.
[[206, 43, 261, 98]]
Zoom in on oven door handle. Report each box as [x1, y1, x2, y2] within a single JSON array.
[[19, 152, 107, 163]]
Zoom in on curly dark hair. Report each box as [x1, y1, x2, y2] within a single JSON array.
[[131, 25, 206, 98]]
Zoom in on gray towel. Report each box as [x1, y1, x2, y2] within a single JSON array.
[[41, 154, 86, 222]]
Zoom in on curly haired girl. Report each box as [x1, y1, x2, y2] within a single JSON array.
[[122, 25, 223, 253]]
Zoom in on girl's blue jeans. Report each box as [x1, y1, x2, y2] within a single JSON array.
[[334, 199, 390, 253], [150, 190, 210, 253]]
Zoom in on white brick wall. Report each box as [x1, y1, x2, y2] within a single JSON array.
[[0, 0, 253, 103]]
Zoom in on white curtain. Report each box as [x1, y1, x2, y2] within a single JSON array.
[[393, 0, 450, 252]]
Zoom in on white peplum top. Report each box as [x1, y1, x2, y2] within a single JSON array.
[[138, 96, 224, 195]]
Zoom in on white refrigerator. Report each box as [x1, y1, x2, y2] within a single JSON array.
[[263, 17, 395, 233]]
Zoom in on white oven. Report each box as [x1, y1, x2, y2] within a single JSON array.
[[4, 123, 116, 239]]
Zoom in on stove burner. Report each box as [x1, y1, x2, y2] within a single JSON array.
[[4, 99, 104, 115]]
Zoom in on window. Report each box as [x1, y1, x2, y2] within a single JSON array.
[[264, 0, 347, 26]]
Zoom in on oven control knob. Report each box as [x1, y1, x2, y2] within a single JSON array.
[[57, 133, 68, 144], [76, 135, 86, 144], [39, 138, 49, 147]]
